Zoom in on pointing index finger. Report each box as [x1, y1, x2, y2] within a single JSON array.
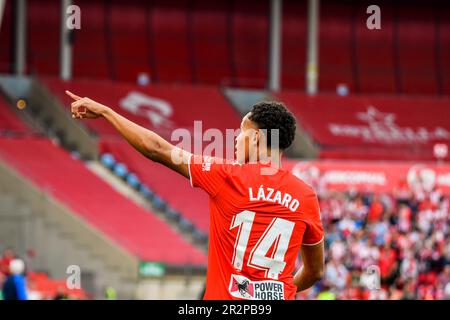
[[65, 90, 82, 101]]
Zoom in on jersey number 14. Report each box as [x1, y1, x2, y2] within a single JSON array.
[[230, 210, 295, 280]]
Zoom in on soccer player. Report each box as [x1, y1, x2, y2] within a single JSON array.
[[66, 90, 324, 300]]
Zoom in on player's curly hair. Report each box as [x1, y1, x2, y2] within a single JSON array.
[[248, 101, 296, 150]]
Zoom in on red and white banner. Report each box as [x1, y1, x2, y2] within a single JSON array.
[[285, 160, 450, 194], [278, 93, 450, 161]]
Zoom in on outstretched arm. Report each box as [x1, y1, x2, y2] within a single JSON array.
[[294, 240, 325, 292], [66, 90, 191, 178]]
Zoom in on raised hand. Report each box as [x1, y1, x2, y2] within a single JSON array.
[[66, 90, 109, 119]]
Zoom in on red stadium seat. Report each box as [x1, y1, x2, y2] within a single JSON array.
[[231, 1, 269, 88], [354, 1, 397, 94], [27, 0, 60, 76], [439, 7, 450, 96], [396, 6, 438, 95], [28, 272, 88, 300], [281, 0, 307, 90], [318, 1, 355, 93], [191, 0, 232, 85], [0, 0, 13, 73], [149, 0, 192, 83], [72, 0, 111, 79], [108, 0, 152, 82], [29, 274, 88, 299], [0, 136, 207, 265]]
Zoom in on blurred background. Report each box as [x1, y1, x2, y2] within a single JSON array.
[[0, 0, 449, 300]]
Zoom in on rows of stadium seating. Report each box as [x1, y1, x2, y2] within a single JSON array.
[[316, 0, 450, 95], [0, 96, 206, 265], [0, 136, 206, 265], [281, 1, 307, 90], [1, 0, 448, 95], [14, 0, 269, 87], [100, 141, 210, 233]]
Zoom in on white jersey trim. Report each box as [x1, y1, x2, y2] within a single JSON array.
[[302, 236, 324, 246]]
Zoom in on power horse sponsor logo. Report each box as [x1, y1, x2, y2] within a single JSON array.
[[229, 274, 284, 300]]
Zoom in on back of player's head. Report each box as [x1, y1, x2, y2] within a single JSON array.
[[248, 101, 296, 150]]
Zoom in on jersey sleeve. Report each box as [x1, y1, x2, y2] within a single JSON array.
[[301, 192, 324, 246], [188, 154, 231, 197]]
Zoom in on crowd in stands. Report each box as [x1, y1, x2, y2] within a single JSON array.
[[296, 174, 450, 300]]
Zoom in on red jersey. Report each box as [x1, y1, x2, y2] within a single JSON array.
[[189, 155, 324, 300]]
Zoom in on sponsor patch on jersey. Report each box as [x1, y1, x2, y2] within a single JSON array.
[[202, 162, 211, 172], [228, 274, 285, 300]]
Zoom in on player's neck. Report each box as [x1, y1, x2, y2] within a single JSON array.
[[250, 148, 282, 167], [259, 155, 282, 167]]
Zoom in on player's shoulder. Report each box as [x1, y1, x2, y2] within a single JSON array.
[[253, 163, 313, 192], [283, 171, 320, 210], [287, 171, 317, 195], [202, 157, 247, 179], [198, 156, 239, 169]]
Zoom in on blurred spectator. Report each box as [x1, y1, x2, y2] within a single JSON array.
[[379, 243, 398, 286], [368, 195, 384, 223], [0, 248, 16, 276], [2, 259, 28, 300], [325, 259, 349, 290]]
